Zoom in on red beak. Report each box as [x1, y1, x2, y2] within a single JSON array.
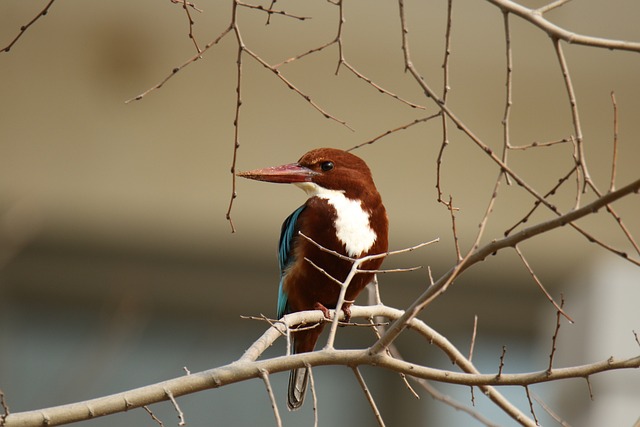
[[237, 163, 318, 184]]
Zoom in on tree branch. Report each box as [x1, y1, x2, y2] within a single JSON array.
[[5, 305, 638, 427]]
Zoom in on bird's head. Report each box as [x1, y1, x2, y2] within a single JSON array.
[[237, 148, 379, 201]]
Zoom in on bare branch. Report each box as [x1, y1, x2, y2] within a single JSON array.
[[347, 113, 441, 152], [125, 25, 233, 103], [514, 245, 573, 322], [306, 363, 319, 427], [532, 393, 572, 427], [1, 0, 57, 53], [524, 386, 539, 426], [468, 316, 479, 362], [352, 367, 386, 427], [259, 370, 282, 427], [371, 177, 640, 356], [164, 388, 185, 426], [508, 137, 570, 151], [547, 295, 565, 374], [609, 91, 619, 192], [535, 0, 572, 15], [497, 346, 507, 378], [486, 0, 640, 52], [5, 306, 638, 427], [236, 1, 310, 21], [143, 406, 165, 427], [175, 0, 203, 54], [243, 46, 353, 130], [501, 10, 513, 185]]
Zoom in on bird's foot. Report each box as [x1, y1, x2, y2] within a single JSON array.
[[313, 302, 332, 320], [340, 301, 354, 324], [312, 301, 353, 324]]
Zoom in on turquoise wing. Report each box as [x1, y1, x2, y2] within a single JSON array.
[[277, 205, 306, 319]]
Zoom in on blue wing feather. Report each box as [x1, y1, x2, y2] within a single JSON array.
[[277, 205, 306, 319]]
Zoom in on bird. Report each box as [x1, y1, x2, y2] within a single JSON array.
[[237, 147, 389, 410]]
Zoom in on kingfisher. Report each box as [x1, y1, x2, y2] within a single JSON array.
[[238, 147, 389, 410]]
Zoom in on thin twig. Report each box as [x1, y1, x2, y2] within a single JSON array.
[[367, 318, 420, 400], [447, 196, 462, 262], [497, 346, 507, 378], [164, 388, 185, 426], [435, 0, 454, 201], [178, 0, 203, 54], [552, 38, 590, 194], [524, 386, 540, 426], [502, 10, 513, 185], [306, 363, 319, 427], [143, 406, 165, 427], [504, 166, 576, 237], [352, 367, 386, 427], [585, 376, 594, 401], [169, 0, 202, 12], [609, 91, 619, 192], [535, 0, 573, 15], [236, 1, 310, 20], [547, 295, 565, 374], [468, 315, 478, 363], [259, 370, 282, 427], [347, 113, 441, 151], [125, 25, 233, 103], [1, 0, 57, 53], [243, 46, 353, 130], [532, 393, 572, 427], [341, 61, 427, 110], [514, 246, 573, 322], [508, 138, 570, 150], [273, 39, 336, 68]]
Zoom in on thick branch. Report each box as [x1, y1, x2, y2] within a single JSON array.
[[8, 305, 638, 427]]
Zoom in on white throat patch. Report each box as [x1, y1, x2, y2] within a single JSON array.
[[295, 182, 377, 257]]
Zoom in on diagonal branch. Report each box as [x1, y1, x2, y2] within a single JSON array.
[[370, 177, 640, 355], [1, 0, 57, 53]]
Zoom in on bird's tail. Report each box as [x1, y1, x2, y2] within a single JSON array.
[[287, 366, 309, 410]]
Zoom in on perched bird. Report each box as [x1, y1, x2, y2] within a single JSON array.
[[238, 147, 389, 410]]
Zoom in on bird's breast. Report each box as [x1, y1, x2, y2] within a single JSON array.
[[315, 191, 376, 257]]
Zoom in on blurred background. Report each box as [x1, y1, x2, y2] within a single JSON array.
[[1, 0, 639, 425]]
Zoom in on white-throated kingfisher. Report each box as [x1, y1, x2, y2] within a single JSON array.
[[238, 147, 389, 410]]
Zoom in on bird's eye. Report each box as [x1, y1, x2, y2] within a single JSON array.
[[320, 161, 334, 172]]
